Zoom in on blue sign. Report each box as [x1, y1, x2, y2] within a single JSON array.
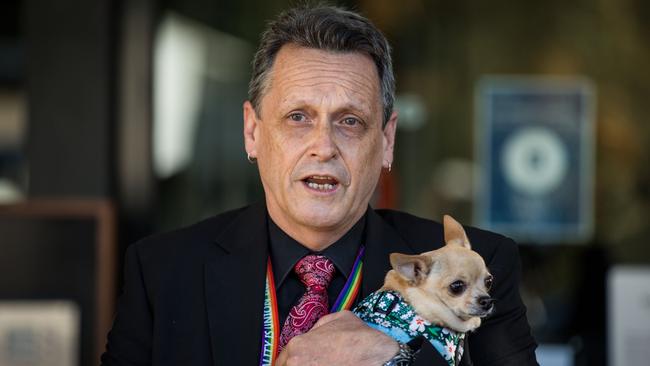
[[474, 77, 595, 244]]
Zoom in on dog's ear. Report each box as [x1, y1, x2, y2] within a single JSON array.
[[443, 215, 471, 249], [390, 253, 433, 285]]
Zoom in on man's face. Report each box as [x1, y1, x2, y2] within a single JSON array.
[[244, 44, 397, 243]]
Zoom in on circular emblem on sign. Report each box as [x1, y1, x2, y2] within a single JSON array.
[[500, 127, 568, 196]]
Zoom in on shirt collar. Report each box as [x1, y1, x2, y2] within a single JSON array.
[[268, 213, 366, 288]]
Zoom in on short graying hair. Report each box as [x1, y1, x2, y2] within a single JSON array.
[[248, 4, 395, 127]]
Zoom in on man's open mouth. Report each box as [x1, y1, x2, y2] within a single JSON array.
[[302, 175, 339, 191]]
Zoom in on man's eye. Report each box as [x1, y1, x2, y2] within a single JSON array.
[[288, 113, 306, 122], [341, 117, 360, 126]]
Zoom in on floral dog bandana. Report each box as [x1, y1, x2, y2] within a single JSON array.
[[353, 291, 465, 366]]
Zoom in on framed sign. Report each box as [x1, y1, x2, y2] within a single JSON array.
[[608, 266, 650, 366], [0, 301, 79, 366], [474, 76, 595, 243]]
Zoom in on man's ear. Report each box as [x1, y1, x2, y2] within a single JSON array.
[[243, 100, 259, 159], [443, 215, 471, 249], [390, 253, 432, 285], [382, 111, 398, 169]]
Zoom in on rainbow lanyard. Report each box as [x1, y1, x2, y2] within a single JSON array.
[[258, 246, 365, 366]]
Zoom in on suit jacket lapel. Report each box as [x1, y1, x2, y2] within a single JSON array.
[[361, 208, 415, 298], [204, 203, 268, 366]]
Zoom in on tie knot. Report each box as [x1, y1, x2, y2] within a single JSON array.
[[294, 255, 335, 289]]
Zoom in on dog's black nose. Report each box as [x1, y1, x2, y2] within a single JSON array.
[[478, 296, 495, 311]]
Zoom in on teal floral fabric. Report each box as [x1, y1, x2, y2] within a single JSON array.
[[353, 291, 465, 366]]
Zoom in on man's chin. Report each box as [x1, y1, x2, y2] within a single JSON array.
[[295, 210, 345, 229], [290, 201, 354, 228]]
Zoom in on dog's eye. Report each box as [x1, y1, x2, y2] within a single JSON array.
[[449, 281, 466, 295], [485, 275, 493, 291]]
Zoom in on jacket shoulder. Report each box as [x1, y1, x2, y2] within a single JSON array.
[[374, 209, 518, 264], [132, 205, 251, 260]]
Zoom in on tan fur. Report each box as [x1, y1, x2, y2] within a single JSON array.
[[380, 215, 494, 333]]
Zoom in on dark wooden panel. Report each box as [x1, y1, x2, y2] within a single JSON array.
[[0, 199, 115, 365]]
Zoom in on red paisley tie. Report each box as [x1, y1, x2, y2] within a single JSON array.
[[279, 255, 335, 350]]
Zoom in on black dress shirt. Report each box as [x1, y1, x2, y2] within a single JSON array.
[[268, 215, 365, 327]]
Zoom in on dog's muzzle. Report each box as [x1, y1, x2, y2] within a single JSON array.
[[478, 296, 495, 314]]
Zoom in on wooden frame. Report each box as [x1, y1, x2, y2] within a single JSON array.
[[0, 199, 116, 364]]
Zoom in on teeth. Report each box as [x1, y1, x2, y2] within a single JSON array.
[[307, 182, 335, 190]]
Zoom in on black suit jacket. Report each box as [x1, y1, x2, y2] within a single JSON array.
[[101, 203, 538, 365]]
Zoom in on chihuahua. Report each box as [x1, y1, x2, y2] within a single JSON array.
[[354, 215, 494, 363], [380, 215, 495, 332]]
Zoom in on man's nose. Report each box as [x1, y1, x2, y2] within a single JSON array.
[[308, 124, 338, 161]]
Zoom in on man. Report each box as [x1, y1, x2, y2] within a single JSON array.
[[102, 5, 538, 366]]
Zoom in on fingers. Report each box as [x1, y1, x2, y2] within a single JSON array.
[[313, 310, 356, 328], [276, 348, 288, 366], [276, 336, 307, 366], [276, 310, 398, 366]]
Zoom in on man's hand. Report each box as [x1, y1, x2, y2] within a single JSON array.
[[276, 310, 398, 366]]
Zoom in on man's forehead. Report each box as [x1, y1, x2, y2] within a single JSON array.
[[265, 45, 382, 112], [272, 44, 379, 79], [276, 94, 374, 116]]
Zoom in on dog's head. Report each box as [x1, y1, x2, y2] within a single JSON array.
[[389, 215, 494, 325]]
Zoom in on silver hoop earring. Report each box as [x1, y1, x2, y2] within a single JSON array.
[[387, 162, 392, 172], [247, 153, 257, 164]]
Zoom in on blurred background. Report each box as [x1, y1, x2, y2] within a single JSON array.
[[0, 0, 649, 365]]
